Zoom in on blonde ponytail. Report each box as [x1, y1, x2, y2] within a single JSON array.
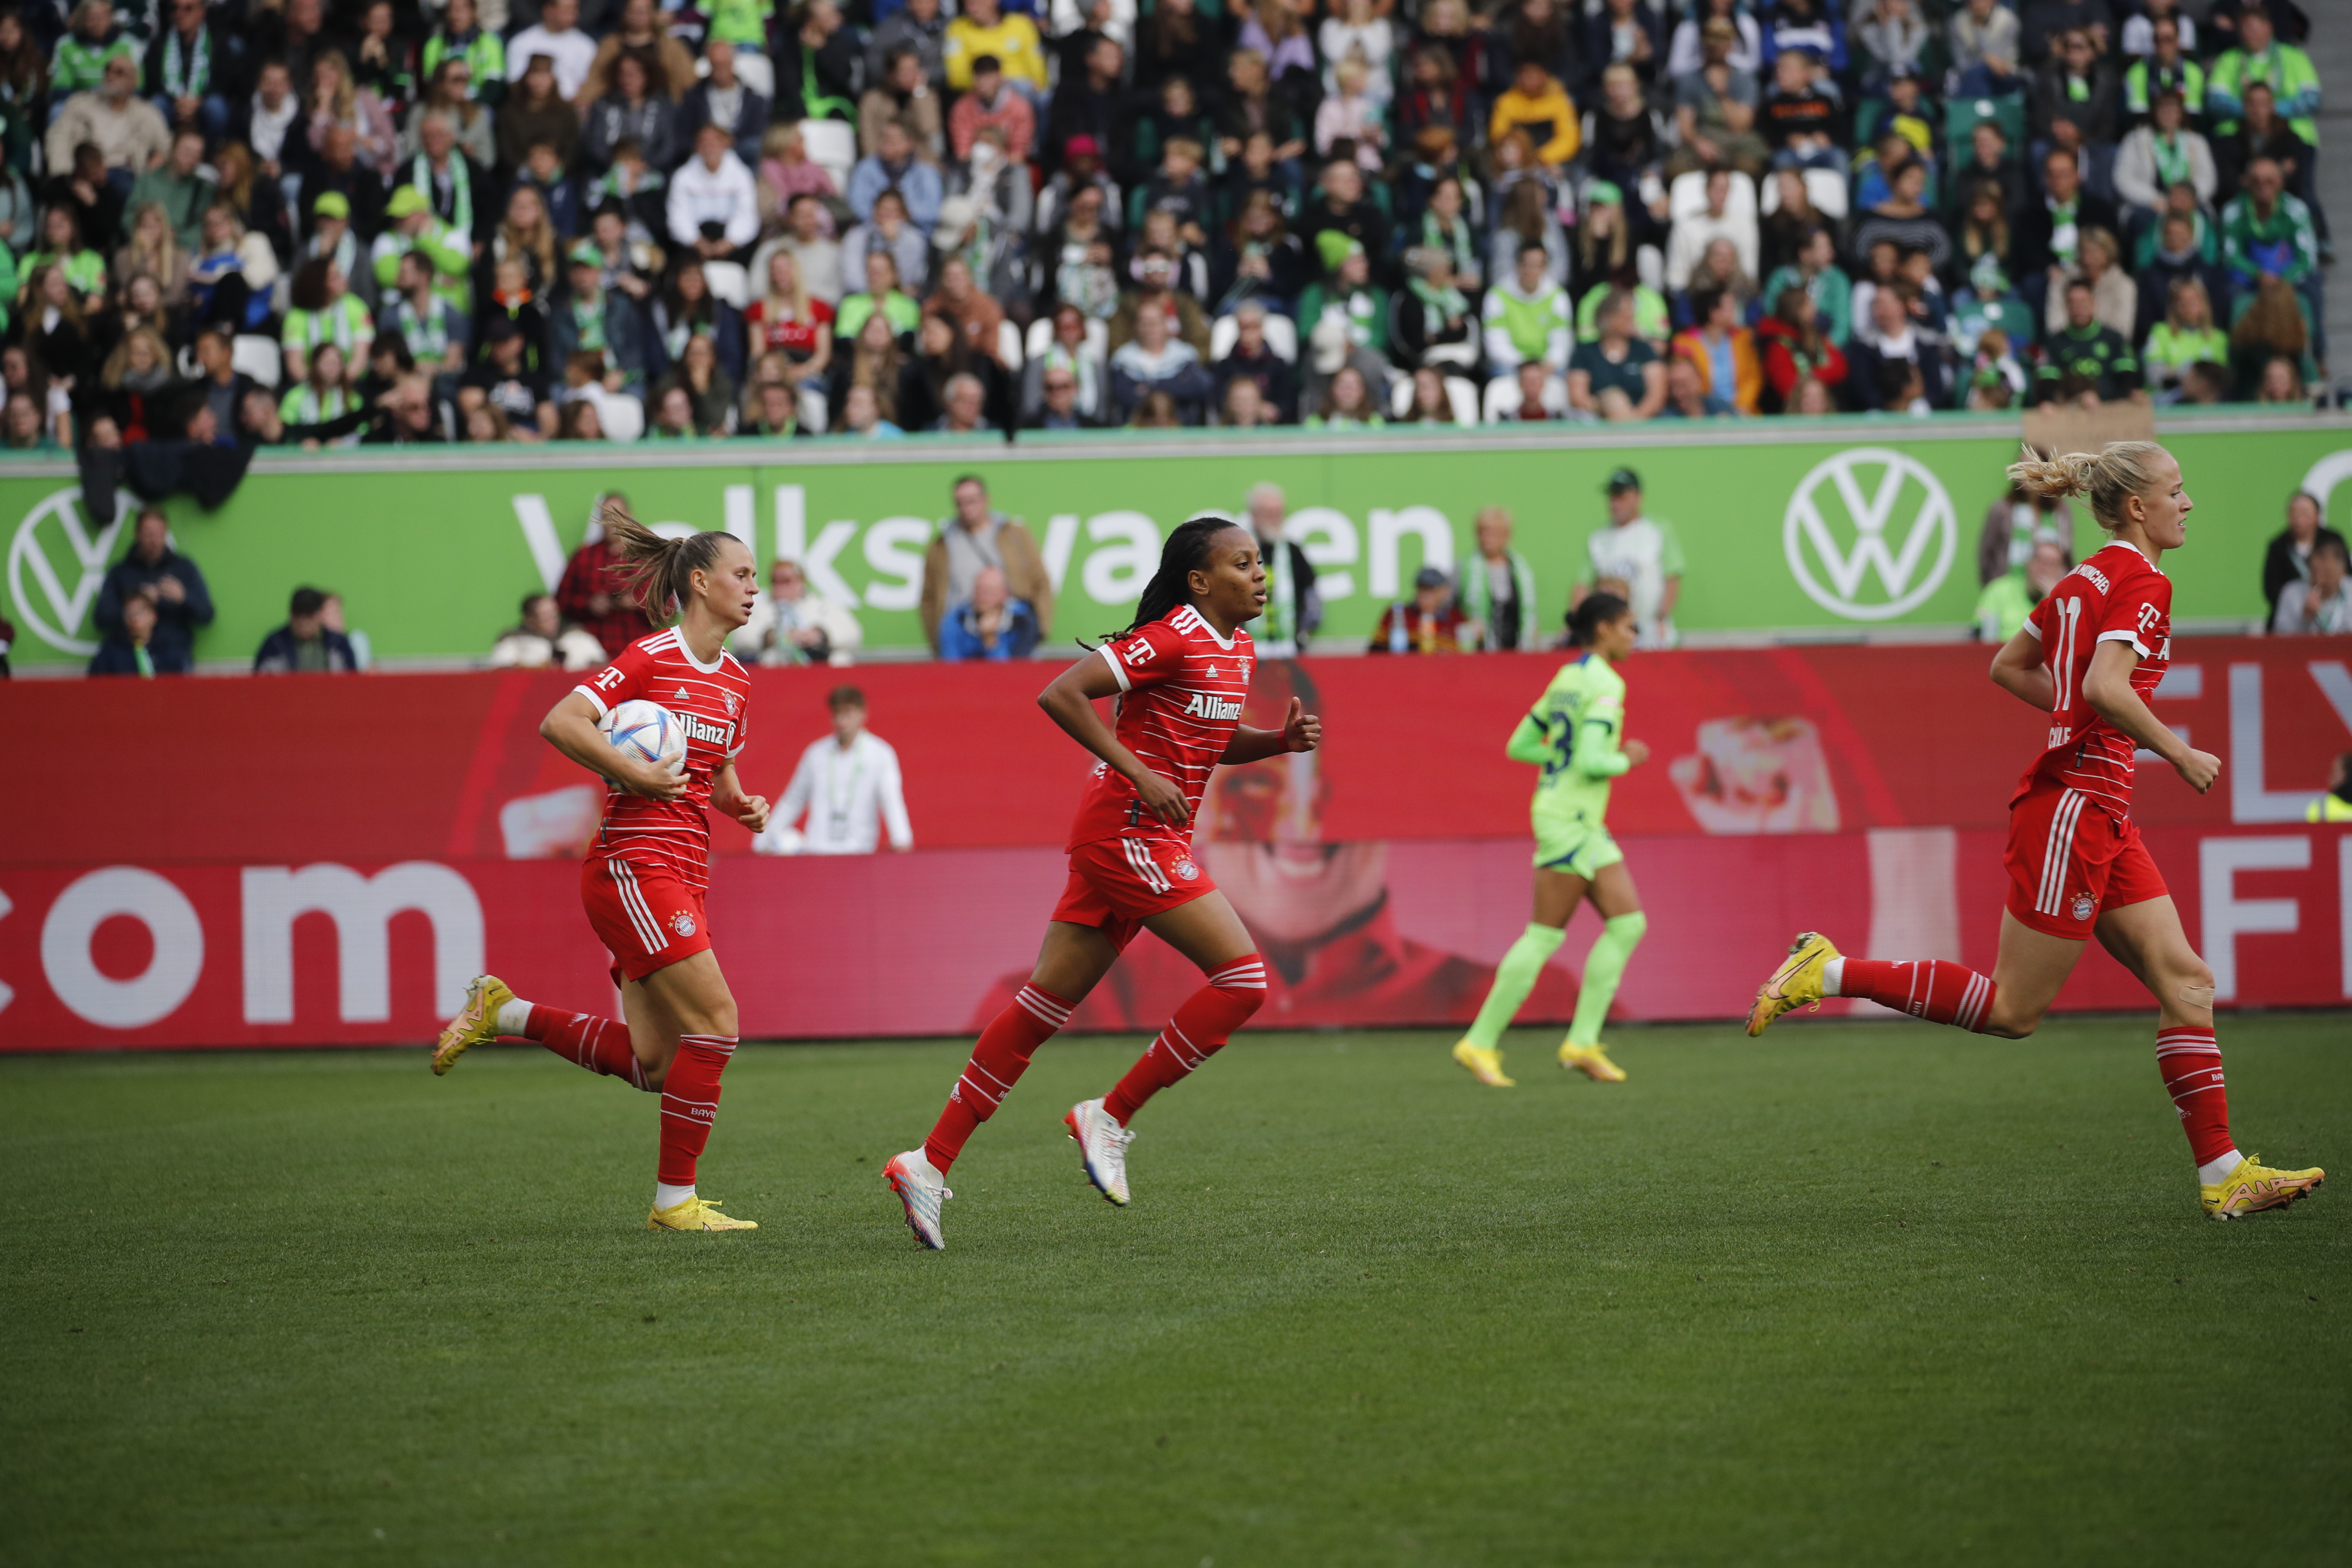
[[600, 496, 735, 626], [2005, 440, 2168, 534]]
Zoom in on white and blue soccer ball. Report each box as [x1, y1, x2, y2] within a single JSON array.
[[599, 699, 687, 777]]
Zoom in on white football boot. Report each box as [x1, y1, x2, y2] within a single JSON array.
[[1064, 1098, 1136, 1206], [883, 1149, 953, 1250]]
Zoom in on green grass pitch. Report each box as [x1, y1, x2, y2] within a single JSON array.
[[3, 1016, 2346, 1565]]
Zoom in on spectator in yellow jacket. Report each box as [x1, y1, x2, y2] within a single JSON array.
[[1669, 287, 1763, 413], [1488, 61, 1579, 167]]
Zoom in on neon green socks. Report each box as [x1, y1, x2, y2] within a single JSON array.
[[1566, 912, 1648, 1047], [1464, 923, 1568, 1050]]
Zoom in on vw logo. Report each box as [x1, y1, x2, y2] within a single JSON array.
[[6, 487, 121, 655], [1783, 448, 1957, 622]]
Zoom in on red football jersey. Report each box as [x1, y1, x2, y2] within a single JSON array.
[[573, 627, 753, 891], [1066, 605, 1256, 851], [2014, 540, 2172, 821]]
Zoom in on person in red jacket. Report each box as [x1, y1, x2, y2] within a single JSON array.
[[1755, 285, 1849, 411], [554, 492, 658, 657]]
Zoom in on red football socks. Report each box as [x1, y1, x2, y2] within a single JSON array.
[[2156, 1027, 2234, 1166], [1104, 955, 1267, 1126], [1834, 958, 1998, 1032], [923, 985, 1075, 1175], [518, 1003, 652, 1090], [656, 1034, 735, 1187]]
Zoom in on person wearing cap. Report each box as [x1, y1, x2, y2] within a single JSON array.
[[1369, 565, 1466, 655], [372, 182, 473, 309], [1573, 469, 1684, 649], [1669, 16, 1768, 179], [1298, 234, 1388, 358], [668, 121, 761, 260], [949, 53, 1035, 163], [944, 0, 1048, 100], [550, 237, 649, 391]]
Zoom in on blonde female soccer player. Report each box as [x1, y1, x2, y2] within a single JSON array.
[[1453, 591, 1650, 1087], [1748, 442, 2324, 1220], [430, 501, 774, 1233]]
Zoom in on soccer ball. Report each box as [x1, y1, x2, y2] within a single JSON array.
[[600, 699, 687, 777]]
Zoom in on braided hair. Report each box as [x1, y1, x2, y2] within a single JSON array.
[[1107, 514, 1250, 643], [599, 496, 738, 627]]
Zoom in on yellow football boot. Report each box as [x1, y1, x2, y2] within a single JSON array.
[[432, 974, 516, 1075], [647, 1196, 759, 1231], [1559, 1042, 1627, 1082], [1746, 932, 1841, 1037], [1452, 1038, 1515, 1087], [2201, 1155, 2324, 1221]]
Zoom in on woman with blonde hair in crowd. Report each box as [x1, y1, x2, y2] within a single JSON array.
[[828, 309, 904, 427], [1492, 172, 1565, 289], [757, 124, 839, 230], [307, 49, 398, 172], [745, 249, 833, 413], [491, 182, 560, 295], [2141, 277, 2227, 401], [2044, 226, 2135, 340], [112, 201, 190, 304], [96, 325, 176, 441]]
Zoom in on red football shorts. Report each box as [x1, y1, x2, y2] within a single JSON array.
[[2002, 785, 2168, 939], [582, 854, 712, 983], [1051, 836, 1217, 952]]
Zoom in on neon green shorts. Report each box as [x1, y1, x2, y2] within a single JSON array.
[[1533, 819, 1623, 878]]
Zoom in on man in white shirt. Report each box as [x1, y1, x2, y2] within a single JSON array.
[[756, 686, 915, 855], [1571, 467, 1686, 648], [668, 122, 761, 259], [507, 0, 598, 102], [2272, 536, 2352, 636]]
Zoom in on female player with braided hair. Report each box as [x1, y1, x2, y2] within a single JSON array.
[[885, 515, 1323, 1250], [1748, 442, 2324, 1221], [431, 501, 775, 1233], [1452, 591, 1650, 1089]]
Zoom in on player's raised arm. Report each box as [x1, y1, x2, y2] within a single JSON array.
[[1037, 649, 1192, 827]]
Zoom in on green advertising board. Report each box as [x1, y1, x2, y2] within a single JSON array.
[[6, 414, 2349, 670]]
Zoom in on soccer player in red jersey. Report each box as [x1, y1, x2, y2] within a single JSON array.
[[430, 502, 775, 1233], [1748, 443, 2323, 1220], [883, 516, 1323, 1249]]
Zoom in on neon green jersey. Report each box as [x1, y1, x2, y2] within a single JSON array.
[[1506, 652, 1630, 831]]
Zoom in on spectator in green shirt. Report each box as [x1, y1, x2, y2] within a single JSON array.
[[2141, 275, 2227, 401], [2205, 4, 2320, 145], [1975, 536, 2068, 642]]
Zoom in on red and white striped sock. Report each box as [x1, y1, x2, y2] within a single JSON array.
[[923, 985, 1074, 1175], [514, 1002, 652, 1091], [1103, 954, 1267, 1126], [656, 1034, 736, 1193], [1827, 958, 1998, 1032], [2156, 1027, 2240, 1178]]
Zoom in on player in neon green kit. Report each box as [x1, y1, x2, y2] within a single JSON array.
[[1453, 593, 1650, 1086]]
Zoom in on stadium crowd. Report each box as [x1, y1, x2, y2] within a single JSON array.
[[0, 0, 2329, 453]]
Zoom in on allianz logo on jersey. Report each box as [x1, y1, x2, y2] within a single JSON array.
[[1183, 692, 1244, 720], [678, 712, 734, 747], [1782, 449, 1957, 622]]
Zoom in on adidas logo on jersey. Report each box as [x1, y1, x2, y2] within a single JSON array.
[[1183, 692, 1244, 720], [674, 686, 693, 700]]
